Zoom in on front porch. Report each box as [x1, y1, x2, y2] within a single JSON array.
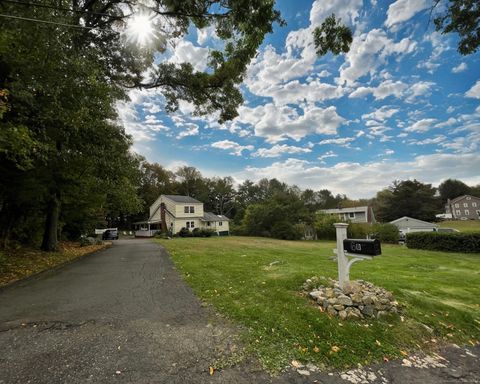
[[133, 220, 162, 238]]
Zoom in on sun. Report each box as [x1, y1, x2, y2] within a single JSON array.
[[125, 13, 156, 46]]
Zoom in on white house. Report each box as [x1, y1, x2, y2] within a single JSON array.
[[319, 206, 376, 224], [134, 195, 229, 237], [389, 216, 438, 234]]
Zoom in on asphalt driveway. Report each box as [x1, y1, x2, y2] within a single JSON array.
[[0, 239, 478, 384]]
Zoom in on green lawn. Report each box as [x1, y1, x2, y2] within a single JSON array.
[[156, 236, 480, 372], [439, 220, 480, 232]]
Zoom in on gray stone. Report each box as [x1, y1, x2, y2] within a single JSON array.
[[363, 296, 374, 305], [327, 306, 337, 316], [333, 304, 345, 311], [351, 293, 363, 304], [377, 311, 388, 318], [328, 297, 338, 305], [338, 310, 348, 320], [343, 281, 362, 295], [309, 291, 324, 300], [362, 305, 374, 317], [337, 295, 353, 306]]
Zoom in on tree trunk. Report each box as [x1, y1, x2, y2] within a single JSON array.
[[41, 193, 60, 252]]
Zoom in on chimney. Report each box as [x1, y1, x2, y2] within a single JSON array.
[[160, 203, 167, 233]]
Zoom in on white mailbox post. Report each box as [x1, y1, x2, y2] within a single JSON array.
[[334, 223, 379, 290]]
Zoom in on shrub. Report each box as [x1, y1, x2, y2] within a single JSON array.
[[178, 227, 192, 237], [406, 232, 480, 253], [192, 228, 201, 237], [271, 221, 302, 240], [371, 223, 399, 244], [315, 214, 338, 240], [347, 223, 371, 239]]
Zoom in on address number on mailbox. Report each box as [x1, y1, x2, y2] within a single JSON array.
[[343, 239, 381, 256]]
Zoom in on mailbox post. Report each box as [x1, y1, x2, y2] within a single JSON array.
[[334, 223, 381, 290]]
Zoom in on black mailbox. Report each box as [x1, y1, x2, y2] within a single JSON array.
[[343, 239, 381, 256]]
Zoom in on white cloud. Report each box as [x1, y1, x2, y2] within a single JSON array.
[[405, 118, 438, 132], [466, 80, 480, 98], [236, 104, 345, 143], [452, 62, 468, 73], [176, 123, 199, 139], [350, 80, 408, 100], [362, 106, 399, 122], [309, 0, 363, 26], [235, 153, 480, 199], [318, 137, 355, 146], [385, 0, 430, 30], [406, 81, 435, 102], [318, 150, 338, 162], [253, 144, 312, 158], [410, 135, 447, 145], [169, 40, 210, 72], [339, 29, 416, 85], [211, 140, 254, 156]]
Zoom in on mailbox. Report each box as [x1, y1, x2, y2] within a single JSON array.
[[343, 239, 381, 256]]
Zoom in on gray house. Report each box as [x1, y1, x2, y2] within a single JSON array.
[[390, 216, 438, 234], [445, 195, 480, 220], [319, 206, 376, 224]]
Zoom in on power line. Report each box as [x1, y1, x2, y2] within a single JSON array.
[[0, 13, 116, 32], [1, 0, 129, 19]]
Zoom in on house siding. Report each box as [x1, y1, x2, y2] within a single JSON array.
[[447, 195, 480, 220], [390, 217, 438, 233]]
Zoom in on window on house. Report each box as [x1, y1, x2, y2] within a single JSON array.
[[467, 196, 471, 200], [455, 203, 459, 208], [464, 203, 468, 207], [473, 202, 477, 207], [219, 222, 223, 226], [465, 210, 469, 215], [190, 206, 195, 213], [349, 212, 355, 219], [184, 206, 189, 213], [207, 222, 211, 226], [476, 210, 480, 216], [186, 222, 190, 228], [456, 210, 461, 215]]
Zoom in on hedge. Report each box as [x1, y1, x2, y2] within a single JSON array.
[[406, 232, 480, 253]]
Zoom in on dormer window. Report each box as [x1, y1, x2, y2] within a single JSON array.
[[184, 206, 195, 213]]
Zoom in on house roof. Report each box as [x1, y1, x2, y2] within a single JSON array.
[[162, 195, 202, 204], [320, 206, 370, 214], [389, 216, 438, 227], [450, 194, 480, 204], [201, 212, 230, 222]]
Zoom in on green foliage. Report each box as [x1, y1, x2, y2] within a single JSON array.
[[313, 14, 353, 56], [371, 223, 400, 244], [434, 0, 480, 55], [271, 221, 302, 240], [347, 223, 371, 239], [438, 179, 471, 203], [178, 227, 193, 237], [406, 232, 480, 253], [192, 228, 215, 237], [314, 214, 338, 240], [373, 180, 441, 223]]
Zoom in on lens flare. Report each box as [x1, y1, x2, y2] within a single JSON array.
[[126, 13, 156, 46]]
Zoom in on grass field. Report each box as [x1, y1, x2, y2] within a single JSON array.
[[439, 220, 480, 232], [157, 236, 480, 372]]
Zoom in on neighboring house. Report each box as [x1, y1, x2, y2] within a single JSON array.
[[134, 195, 230, 237], [390, 216, 438, 234], [445, 195, 480, 220], [319, 206, 376, 224]]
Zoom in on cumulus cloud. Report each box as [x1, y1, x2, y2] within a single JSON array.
[[452, 62, 467, 73], [466, 80, 480, 98], [318, 150, 338, 162], [318, 137, 355, 146], [253, 144, 312, 158], [362, 106, 399, 122], [176, 123, 199, 139], [405, 118, 437, 132], [211, 140, 254, 156], [236, 104, 345, 143], [406, 81, 435, 102], [169, 40, 210, 72], [234, 153, 480, 198], [350, 80, 408, 100], [385, 0, 430, 30], [339, 29, 416, 84]]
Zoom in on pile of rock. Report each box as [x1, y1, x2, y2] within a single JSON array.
[[303, 277, 400, 320]]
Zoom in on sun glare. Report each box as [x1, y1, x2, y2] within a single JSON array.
[[126, 13, 156, 46]]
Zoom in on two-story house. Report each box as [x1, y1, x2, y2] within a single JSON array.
[[134, 195, 230, 237], [445, 195, 480, 220], [318, 206, 376, 224]]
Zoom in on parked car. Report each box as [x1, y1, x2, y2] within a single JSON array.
[[102, 229, 119, 240]]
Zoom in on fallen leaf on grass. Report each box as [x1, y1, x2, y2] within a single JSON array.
[[375, 340, 381, 346], [291, 360, 303, 368], [313, 346, 320, 353], [400, 350, 408, 357], [209, 366, 214, 376], [331, 346, 340, 353]]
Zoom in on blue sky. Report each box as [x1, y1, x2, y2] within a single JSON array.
[[118, 0, 480, 198]]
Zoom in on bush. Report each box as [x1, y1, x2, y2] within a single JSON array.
[[347, 223, 371, 239], [315, 214, 338, 240], [271, 221, 302, 240], [178, 227, 192, 237], [406, 232, 480, 253], [371, 223, 399, 244]]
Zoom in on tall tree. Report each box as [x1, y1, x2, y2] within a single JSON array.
[[438, 179, 471, 203]]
